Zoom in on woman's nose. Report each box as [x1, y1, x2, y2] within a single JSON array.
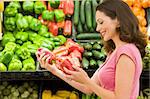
[[96, 25, 101, 32]]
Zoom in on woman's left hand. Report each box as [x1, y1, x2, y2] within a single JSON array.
[[63, 66, 90, 84]]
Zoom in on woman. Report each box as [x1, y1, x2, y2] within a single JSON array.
[[37, 0, 147, 99]]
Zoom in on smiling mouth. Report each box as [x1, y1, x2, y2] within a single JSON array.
[[101, 32, 105, 37]]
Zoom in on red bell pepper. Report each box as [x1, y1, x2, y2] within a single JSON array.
[[48, 22, 58, 36], [63, 20, 72, 36], [65, 39, 84, 53], [58, 1, 65, 9], [71, 57, 80, 68], [56, 56, 74, 72], [64, 0, 74, 15], [38, 15, 49, 26], [69, 50, 82, 61], [48, 2, 53, 11], [52, 46, 68, 57], [37, 48, 55, 64], [57, 21, 65, 28]]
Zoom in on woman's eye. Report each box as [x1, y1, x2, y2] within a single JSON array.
[[99, 21, 103, 24], [97, 21, 103, 25]]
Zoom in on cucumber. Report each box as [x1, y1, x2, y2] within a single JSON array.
[[92, 0, 98, 30], [92, 50, 105, 59], [82, 57, 89, 69], [97, 60, 103, 66], [90, 27, 95, 32], [74, 0, 80, 26], [77, 20, 83, 33], [84, 23, 89, 32], [93, 43, 101, 50], [83, 51, 93, 58], [80, 0, 87, 24], [84, 43, 92, 50], [82, 94, 85, 99], [76, 33, 100, 40], [90, 59, 97, 67], [85, 0, 92, 30], [147, 8, 150, 25], [85, 94, 91, 99]]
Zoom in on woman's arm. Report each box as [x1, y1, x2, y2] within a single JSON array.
[[65, 54, 135, 99], [84, 54, 135, 99]]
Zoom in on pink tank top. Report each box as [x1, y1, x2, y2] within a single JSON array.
[[94, 43, 142, 99]]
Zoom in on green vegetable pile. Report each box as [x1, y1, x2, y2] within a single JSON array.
[[0, 81, 38, 99]]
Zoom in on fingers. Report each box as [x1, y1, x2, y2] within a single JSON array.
[[72, 65, 82, 72], [63, 67, 74, 75], [65, 73, 74, 81]]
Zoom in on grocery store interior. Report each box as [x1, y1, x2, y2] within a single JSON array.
[[0, 0, 149, 99]]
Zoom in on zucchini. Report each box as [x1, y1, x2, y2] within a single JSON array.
[[76, 33, 100, 40], [85, 0, 92, 29], [97, 60, 103, 66], [92, 50, 105, 59], [77, 20, 83, 33], [93, 43, 101, 50], [74, 0, 80, 25], [92, 0, 98, 30], [83, 51, 93, 58], [147, 8, 150, 25], [84, 43, 92, 50], [80, 0, 86, 24], [84, 23, 89, 32], [82, 94, 86, 99], [82, 57, 89, 69], [90, 59, 97, 68]]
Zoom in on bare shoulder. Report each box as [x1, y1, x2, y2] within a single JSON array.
[[117, 54, 135, 69]]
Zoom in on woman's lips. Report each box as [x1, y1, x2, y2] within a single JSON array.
[[101, 31, 105, 37]]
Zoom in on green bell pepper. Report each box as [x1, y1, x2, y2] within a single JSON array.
[[15, 31, 28, 44], [27, 44, 39, 55], [48, 0, 60, 9], [22, 41, 32, 47], [8, 59, 22, 71], [0, 51, 14, 66], [15, 13, 23, 19], [30, 18, 42, 31], [33, 35, 43, 47], [4, 6, 17, 17], [16, 46, 31, 60], [28, 31, 38, 41], [22, 41, 38, 54], [22, 63, 36, 71], [23, 1, 34, 13], [22, 57, 36, 71], [24, 15, 33, 24], [57, 35, 67, 45], [4, 42, 17, 52], [0, 63, 7, 72], [42, 10, 54, 21], [23, 57, 35, 65], [4, 17, 16, 31], [34, 1, 46, 14], [54, 9, 65, 22], [8, 1, 21, 11], [38, 25, 50, 37], [16, 17, 29, 31], [1, 33, 16, 46], [40, 38, 55, 50]]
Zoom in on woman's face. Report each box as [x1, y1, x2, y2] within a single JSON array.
[[96, 11, 120, 41]]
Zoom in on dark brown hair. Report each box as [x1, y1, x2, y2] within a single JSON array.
[[96, 0, 147, 58]]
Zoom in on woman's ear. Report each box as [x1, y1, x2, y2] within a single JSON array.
[[116, 19, 120, 28]]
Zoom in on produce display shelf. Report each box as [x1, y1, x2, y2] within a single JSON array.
[[0, 69, 149, 81]]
